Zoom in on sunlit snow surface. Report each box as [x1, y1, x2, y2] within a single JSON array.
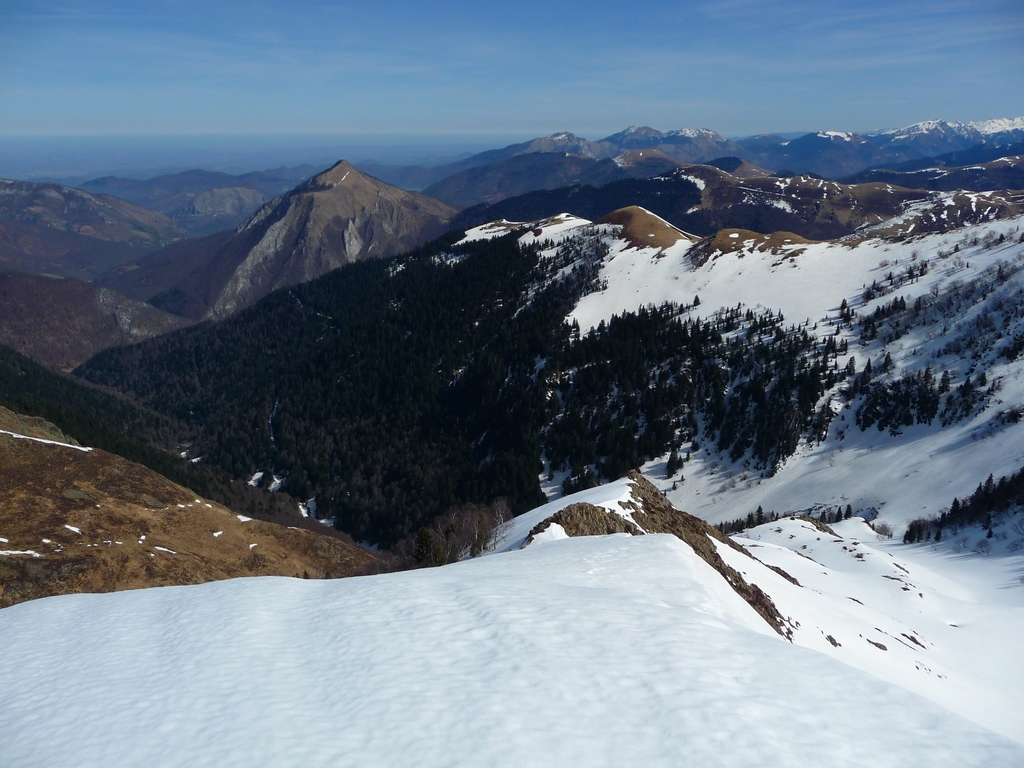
[[571, 215, 1024, 335], [522, 211, 1024, 532], [1, 532, 1022, 767]]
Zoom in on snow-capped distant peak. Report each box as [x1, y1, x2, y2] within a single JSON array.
[[666, 128, 724, 140], [878, 117, 1024, 140], [879, 120, 975, 140], [970, 116, 1024, 135], [817, 131, 855, 141]]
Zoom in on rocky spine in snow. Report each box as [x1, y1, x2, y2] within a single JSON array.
[[524, 472, 794, 638]]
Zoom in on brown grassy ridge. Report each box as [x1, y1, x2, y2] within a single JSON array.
[[594, 205, 698, 251], [0, 408, 375, 609]]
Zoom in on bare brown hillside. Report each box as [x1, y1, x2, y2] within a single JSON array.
[[0, 409, 375, 608], [595, 206, 698, 250], [0, 272, 192, 370], [0, 179, 185, 281]]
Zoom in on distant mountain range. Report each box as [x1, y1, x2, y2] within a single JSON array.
[[361, 117, 1024, 193], [843, 153, 1024, 192], [76, 201, 1024, 548], [420, 150, 687, 209], [0, 115, 1019, 348], [0, 179, 185, 281], [78, 165, 322, 235], [450, 165, 926, 241]]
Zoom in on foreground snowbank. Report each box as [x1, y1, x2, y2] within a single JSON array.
[[1, 533, 1020, 767]]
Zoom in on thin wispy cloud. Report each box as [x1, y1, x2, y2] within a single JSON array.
[[0, 0, 1020, 136]]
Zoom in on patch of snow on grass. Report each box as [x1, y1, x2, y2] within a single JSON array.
[[678, 174, 706, 190], [0, 429, 92, 452]]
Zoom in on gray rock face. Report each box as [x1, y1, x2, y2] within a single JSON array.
[[185, 187, 267, 218], [209, 161, 458, 318]]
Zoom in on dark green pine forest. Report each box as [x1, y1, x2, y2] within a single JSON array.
[[75, 225, 882, 547], [67, 220, 991, 548], [79, 232, 562, 545], [0, 343, 311, 525]]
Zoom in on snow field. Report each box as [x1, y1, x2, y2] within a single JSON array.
[[1, 533, 1021, 768], [571, 215, 1024, 336], [726, 517, 1024, 741]]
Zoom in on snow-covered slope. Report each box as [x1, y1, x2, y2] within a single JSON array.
[[506, 209, 1024, 535], [496, 475, 1024, 742], [2, 491, 1022, 767], [729, 516, 1024, 741], [878, 117, 1024, 143], [655, 217, 1024, 531]]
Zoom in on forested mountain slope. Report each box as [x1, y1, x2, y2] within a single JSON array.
[[0, 343, 323, 528], [0, 179, 185, 281], [79, 232, 559, 544], [76, 201, 1024, 549], [0, 272, 192, 370]]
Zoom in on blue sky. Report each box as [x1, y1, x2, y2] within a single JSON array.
[[1, 0, 1022, 140]]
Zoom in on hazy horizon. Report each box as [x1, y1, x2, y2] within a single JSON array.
[[0, 133, 543, 181], [3, 1, 1021, 136], [0, 128, 829, 181]]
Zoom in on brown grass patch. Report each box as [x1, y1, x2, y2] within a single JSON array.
[[595, 206, 697, 252], [690, 229, 815, 267], [0, 417, 376, 608]]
